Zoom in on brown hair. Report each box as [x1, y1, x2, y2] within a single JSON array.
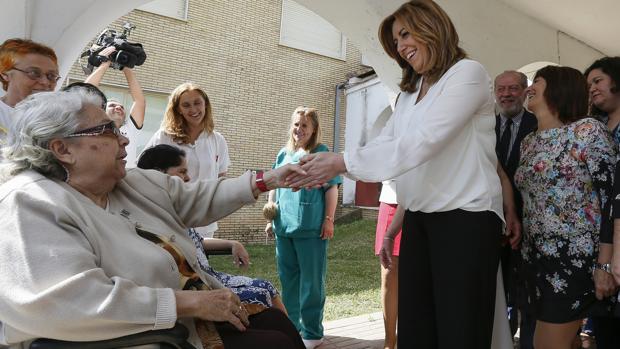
[[286, 107, 321, 153], [584, 56, 620, 116], [534, 65, 588, 124], [378, 0, 466, 93], [162, 82, 214, 144], [0, 38, 58, 91]]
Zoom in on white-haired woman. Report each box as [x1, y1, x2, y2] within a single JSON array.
[[0, 90, 305, 348]]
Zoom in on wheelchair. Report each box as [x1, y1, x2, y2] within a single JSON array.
[[28, 247, 232, 349], [29, 323, 196, 348]]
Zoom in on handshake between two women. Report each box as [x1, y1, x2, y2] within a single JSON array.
[[280, 152, 346, 190]]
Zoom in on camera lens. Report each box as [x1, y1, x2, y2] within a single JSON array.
[[115, 51, 137, 68]]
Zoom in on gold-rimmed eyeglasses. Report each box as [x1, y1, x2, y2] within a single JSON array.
[[65, 121, 125, 139], [12, 67, 61, 83]]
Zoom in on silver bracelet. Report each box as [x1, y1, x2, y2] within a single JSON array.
[[383, 236, 395, 241]]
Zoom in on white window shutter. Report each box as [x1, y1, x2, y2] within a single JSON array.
[[280, 0, 346, 60], [138, 0, 188, 21]]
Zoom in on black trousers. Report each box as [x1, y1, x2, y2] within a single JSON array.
[[398, 209, 502, 349], [216, 308, 305, 348], [591, 316, 620, 349]]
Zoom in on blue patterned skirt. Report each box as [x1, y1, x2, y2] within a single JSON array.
[[187, 228, 278, 307]]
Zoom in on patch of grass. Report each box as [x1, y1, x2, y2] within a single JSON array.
[[209, 219, 381, 321]]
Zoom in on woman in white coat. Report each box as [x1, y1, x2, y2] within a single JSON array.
[[144, 82, 231, 239]]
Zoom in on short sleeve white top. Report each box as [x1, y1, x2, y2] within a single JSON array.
[[379, 180, 398, 205], [0, 100, 14, 162], [120, 116, 142, 167]]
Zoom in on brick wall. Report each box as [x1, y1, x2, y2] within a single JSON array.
[[68, 0, 369, 242]]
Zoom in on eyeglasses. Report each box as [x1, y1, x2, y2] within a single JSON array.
[[12, 67, 61, 83], [65, 121, 124, 139]]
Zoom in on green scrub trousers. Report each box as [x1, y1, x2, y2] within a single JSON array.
[[275, 235, 327, 340]]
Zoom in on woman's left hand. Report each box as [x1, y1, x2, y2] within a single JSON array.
[[613, 253, 620, 286], [231, 241, 250, 269], [379, 238, 395, 269], [593, 269, 617, 300], [321, 218, 334, 240]]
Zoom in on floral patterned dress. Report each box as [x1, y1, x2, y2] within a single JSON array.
[[514, 118, 616, 322], [187, 228, 279, 307]]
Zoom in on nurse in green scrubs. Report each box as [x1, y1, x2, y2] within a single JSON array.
[[265, 107, 341, 349]]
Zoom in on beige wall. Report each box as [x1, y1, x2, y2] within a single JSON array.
[[67, 0, 367, 242]]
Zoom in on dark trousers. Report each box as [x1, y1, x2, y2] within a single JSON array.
[[217, 308, 305, 348], [591, 316, 620, 349], [398, 209, 502, 349], [518, 310, 536, 349], [500, 243, 536, 349]]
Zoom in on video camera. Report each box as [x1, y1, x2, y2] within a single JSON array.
[[82, 22, 147, 72]]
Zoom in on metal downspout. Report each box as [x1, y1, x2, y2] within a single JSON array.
[[333, 82, 347, 153]]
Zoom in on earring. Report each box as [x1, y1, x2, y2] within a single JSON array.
[[62, 164, 71, 183]]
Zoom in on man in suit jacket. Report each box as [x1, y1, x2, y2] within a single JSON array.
[[494, 70, 537, 349]]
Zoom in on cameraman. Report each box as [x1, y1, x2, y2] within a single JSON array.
[[85, 46, 145, 166]]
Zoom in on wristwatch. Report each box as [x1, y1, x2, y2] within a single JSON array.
[[593, 262, 612, 274]]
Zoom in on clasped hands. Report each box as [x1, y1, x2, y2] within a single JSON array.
[[273, 152, 344, 190]]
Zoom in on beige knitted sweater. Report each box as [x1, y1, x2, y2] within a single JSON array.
[[0, 168, 256, 348]]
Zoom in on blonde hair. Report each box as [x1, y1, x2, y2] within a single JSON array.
[[378, 0, 466, 93], [285, 106, 321, 153], [162, 82, 214, 144]]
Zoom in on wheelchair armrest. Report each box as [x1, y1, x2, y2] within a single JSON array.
[[29, 323, 196, 349], [205, 248, 232, 256]]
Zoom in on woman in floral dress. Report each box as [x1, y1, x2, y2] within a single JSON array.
[[514, 65, 618, 349]]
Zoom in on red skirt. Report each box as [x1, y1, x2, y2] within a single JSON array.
[[374, 202, 402, 256]]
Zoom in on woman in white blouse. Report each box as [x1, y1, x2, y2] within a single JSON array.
[[287, 1, 504, 348], [144, 82, 231, 238]]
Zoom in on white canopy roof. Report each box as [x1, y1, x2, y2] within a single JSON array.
[[1, 0, 616, 92]]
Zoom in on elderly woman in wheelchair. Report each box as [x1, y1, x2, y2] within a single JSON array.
[[0, 89, 305, 349]]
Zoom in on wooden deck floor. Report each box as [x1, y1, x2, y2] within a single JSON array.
[[320, 312, 385, 349], [318, 313, 592, 349]]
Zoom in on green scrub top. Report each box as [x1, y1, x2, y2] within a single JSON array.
[[272, 144, 342, 238]]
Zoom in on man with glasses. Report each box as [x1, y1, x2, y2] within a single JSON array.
[[0, 38, 59, 156], [494, 70, 537, 349]]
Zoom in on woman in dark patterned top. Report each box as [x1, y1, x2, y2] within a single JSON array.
[[584, 56, 620, 349], [585, 57, 620, 145], [514, 65, 617, 349]]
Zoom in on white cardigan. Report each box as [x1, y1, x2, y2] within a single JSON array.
[[344, 59, 503, 219], [0, 169, 256, 348]]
